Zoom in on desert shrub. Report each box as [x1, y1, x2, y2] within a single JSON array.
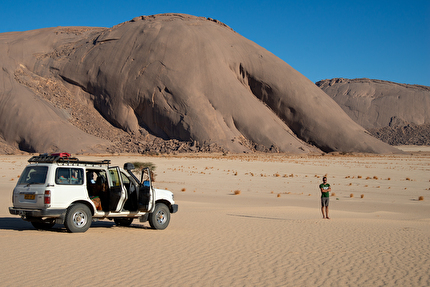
[[361, 194, 364, 198], [131, 162, 156, 181], [331, 192, 336, 197], [234, 190, 241, 195], [277, 193, 281, 197], [350, 193, 354, 198], [418, 196, 424, 201], [131, 161, 156, 171], [181, 188, 186, 192]]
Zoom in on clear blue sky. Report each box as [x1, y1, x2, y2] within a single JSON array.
[[1, 0, 429, 86]]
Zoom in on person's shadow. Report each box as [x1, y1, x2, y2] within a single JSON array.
[[0, 217, 148, 232]]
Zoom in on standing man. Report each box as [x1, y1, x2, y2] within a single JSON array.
[[319, 176, 331, 219]]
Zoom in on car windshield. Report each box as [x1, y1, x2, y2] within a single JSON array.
[[18, 166, 48, 185]]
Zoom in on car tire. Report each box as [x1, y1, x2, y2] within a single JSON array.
[[64, 203, 92, 233], [148, 203, 170, 230], [114, 218, 134, 226], [30, 219, 55, 230]]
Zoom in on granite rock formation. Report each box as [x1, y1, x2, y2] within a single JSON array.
[[0, 14, 400, 154], [317, 78, 430, 145]]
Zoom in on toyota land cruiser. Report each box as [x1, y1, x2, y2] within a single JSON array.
[[9, 153, 178, 232]]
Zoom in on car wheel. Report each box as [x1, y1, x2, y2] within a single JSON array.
[[148, 203, 170, 230], [30, 219, 55, 230], [114, 218, 134, 226], [64, 203, 92, 233]]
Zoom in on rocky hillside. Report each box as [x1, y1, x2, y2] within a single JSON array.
[[316, 78, 430, 145], [0, 14, 400, 154]]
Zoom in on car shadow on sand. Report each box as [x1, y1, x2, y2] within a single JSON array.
[[0, 217, 149, 232]]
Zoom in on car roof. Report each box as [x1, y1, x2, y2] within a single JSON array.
[[28, 154, 111, 167]]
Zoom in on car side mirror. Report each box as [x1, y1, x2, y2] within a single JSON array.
[[124, 163, 135, 171]]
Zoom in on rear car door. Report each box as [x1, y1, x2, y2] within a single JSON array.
[[13, 165, 49, 209], [108, 167, 127, 212]]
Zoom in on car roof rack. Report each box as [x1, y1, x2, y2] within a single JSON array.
[[28, 154, 111, 166]]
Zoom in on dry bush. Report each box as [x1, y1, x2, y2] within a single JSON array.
[[418, 196, 424, 201], [234, 190, 241, 195], [181, 188, 186, 192], [289, 174, 294, 177], [308, 194, 311, 196], [277, 193, 281, 197], [366, 176, 371, 180], [373, 176, 378, 180], [406, 177, 411, 181], [348, 183, 352, 186], [331, 192, 336, 197], [350, 193, 354, 198], [361, 194, 364, 198], [387, 177, 391, 180], [345, 176, 350, 178], [274, 173, 280, 177], [357, 175, 362, 179], [270, 191, 274, 194]]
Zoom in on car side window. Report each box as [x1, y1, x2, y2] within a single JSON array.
[[56, 168, 84, 185], [121, 172, 130, 184]]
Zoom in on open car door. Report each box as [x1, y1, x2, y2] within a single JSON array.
[[137, 167, 154, 212], [108, 167, 127, 212]]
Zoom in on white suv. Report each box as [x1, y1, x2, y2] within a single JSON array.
[[9, 153, 178, 232]]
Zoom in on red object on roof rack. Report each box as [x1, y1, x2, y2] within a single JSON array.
[[50, 152, 71, 158]]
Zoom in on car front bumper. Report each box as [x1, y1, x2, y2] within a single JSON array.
[[171, 204, 178, 213]]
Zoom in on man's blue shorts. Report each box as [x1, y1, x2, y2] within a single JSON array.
[[321, 197, 329, 207]]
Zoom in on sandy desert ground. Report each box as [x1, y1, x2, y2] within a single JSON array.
[[0, 147, 429, 286]]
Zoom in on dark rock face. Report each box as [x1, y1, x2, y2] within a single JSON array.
[[0, 14, 399, 154], [317, 78, 430, 145]]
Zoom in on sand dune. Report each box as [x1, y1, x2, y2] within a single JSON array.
[[0, 150, 429, 285]]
